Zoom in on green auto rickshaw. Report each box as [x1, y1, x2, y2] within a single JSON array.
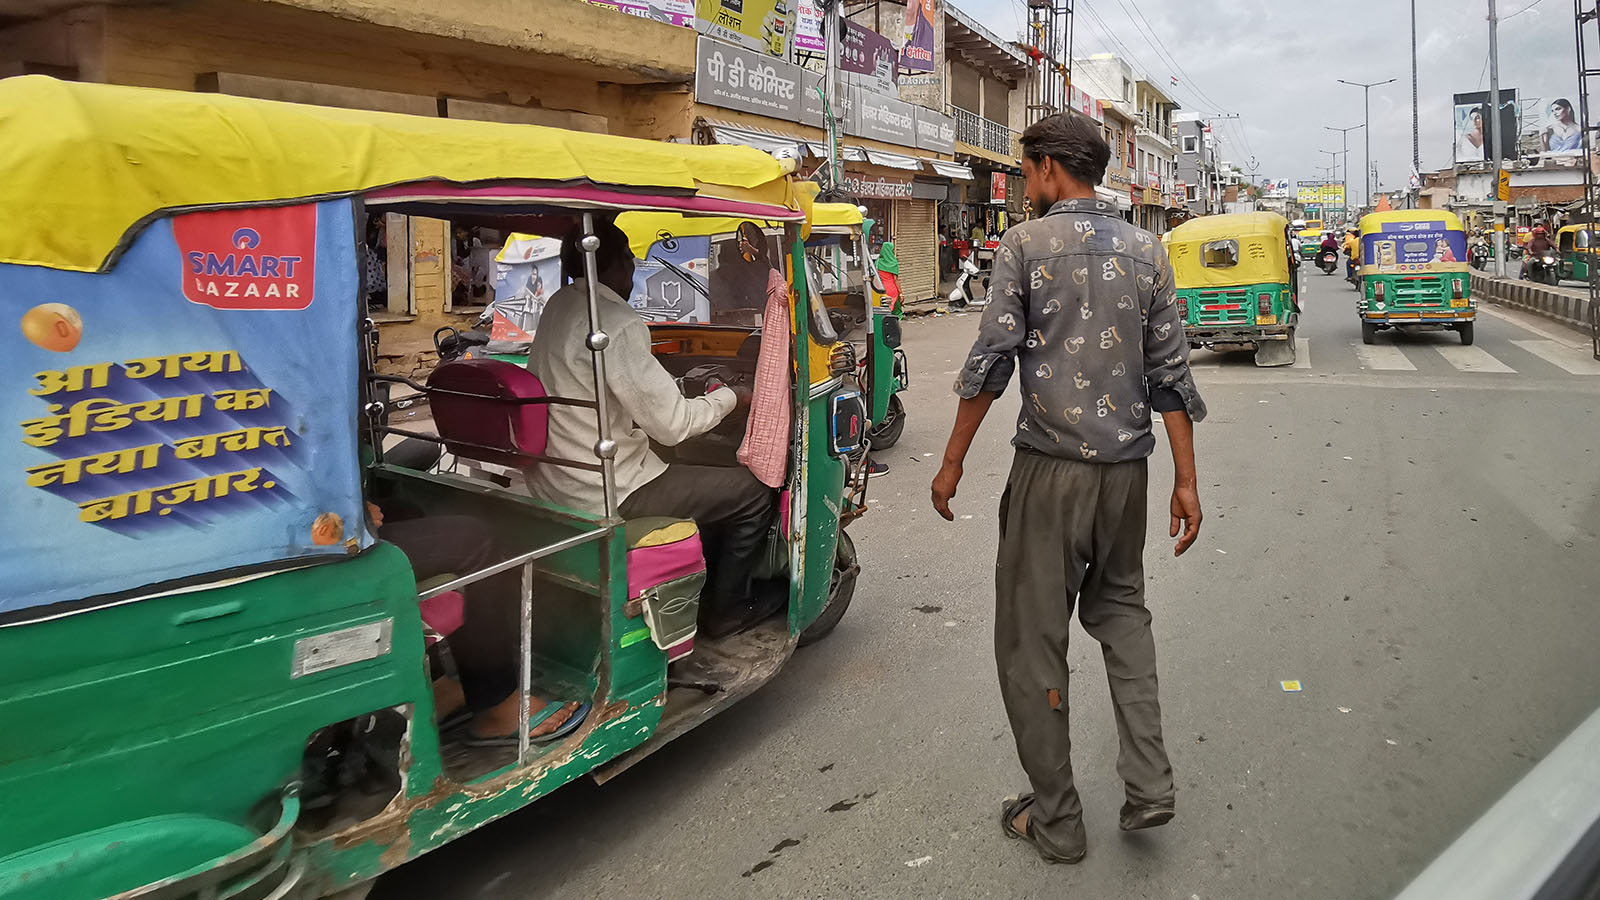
[[0, 76, 866, 900], [1165, 211, 1302, 367], [1357, 209, 1475, 345], [1558, 223, 1598, 282]]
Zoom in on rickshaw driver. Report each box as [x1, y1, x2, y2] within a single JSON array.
[[526, 221, 780, 636]]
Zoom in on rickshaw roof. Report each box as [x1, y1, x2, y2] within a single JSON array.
[[616, 195, 848, 259], [1557, 223, 1599, 235], [1167, 212, 1289, 244], [810, 202, 864, 229], [1358, 209, 1464, 233], [1165, 212, 1290, 288], [0, 76, 804, 273]]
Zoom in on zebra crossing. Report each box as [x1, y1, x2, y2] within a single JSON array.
[[1187, 332, 1600, 379]]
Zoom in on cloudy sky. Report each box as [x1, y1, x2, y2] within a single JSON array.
[[958, 0, 1577, 198]]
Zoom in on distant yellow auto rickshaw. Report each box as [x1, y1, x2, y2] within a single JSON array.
[[1165, 211, 1301, 366]]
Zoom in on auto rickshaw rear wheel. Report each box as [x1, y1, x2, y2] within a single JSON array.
[[866, 395, 905, 450], [1361, 321, 1378, 345], [799, 531, 858, 646], [1457, 322, 1474, 345]]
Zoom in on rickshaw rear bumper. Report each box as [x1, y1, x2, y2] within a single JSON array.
[[1360, 309, 1475, 326], [1186, 324, 1293, 344]]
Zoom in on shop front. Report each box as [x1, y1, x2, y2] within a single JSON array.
[[844, 167, 945, 305]]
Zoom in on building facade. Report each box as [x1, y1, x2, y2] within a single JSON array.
[[1173, 117, 1219, 218], [1074, 54, 1178, 233]]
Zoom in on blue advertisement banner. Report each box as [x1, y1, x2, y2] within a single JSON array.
[[1, 199, 370, 619], [1359, 220, 1469, 276]]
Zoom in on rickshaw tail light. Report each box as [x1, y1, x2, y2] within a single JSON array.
[[1452, 280, 1464, 299], [829, 342, 857, 376], [1255, 293, 1276, 325], [1373, 281, 1386, 300]]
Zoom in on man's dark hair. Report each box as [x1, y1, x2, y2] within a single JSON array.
[[1019, 113, 1112, 186], [561, 217, 632, 281]]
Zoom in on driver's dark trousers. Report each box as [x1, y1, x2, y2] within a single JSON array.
[[620, 463, 776, 614], [995, 450, 1174, 858]]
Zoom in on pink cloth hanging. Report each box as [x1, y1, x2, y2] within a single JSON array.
[[737, 268, 792, 488]]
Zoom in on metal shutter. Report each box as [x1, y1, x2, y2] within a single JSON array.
[[893, 199, 938, 303]]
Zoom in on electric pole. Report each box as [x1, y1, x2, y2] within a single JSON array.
[[1339, 76, 1396, 211], [1326, 124, 1363, 223], [1411, 0, 1421, 209], [1488, 0, 1505, 276]]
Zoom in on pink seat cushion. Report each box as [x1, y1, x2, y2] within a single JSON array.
[[627, 532, 706, 599], [419, 591, 465, 646], [426, 360, 548, 467]]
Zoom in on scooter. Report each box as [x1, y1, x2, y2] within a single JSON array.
[[948, 255, 987, 309], [433, 313, 492, 362], [1523, 251, 1561, 286], [1316, 247, 1339, 275]]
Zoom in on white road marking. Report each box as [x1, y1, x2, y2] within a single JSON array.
[[1480, 305, 1588, 349], [1510, 339, 1600, 375], [1353, 343, 1417, 371], [1435, 344, 1516, 373], [1291, 337, 1312, 369]]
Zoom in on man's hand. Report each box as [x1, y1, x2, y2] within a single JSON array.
[[366, 501, 386, 529], [931, 461, 962, 521], [728, 384, 754, 409], [1169, 484, 1201, 556]]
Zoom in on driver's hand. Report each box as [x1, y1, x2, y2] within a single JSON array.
[[728, 384, 754, 409]]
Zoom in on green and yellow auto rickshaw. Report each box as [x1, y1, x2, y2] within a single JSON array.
[[1357, 209, 1475, 345], [1558, 223, 1598, 282], [1165, 211, 1302, 367], [0, 77, 865, 900], [1297, 220, 1324, 260]]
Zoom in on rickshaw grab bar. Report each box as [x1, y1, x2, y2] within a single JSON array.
[[378, 425, 605, 474], [369, 373, 599, 409], [414, 526, 612, 602], [108, 785, 301, 900]]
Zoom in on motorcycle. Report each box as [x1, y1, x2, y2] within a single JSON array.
[[948, 255, 987, 309], [1316, 247, 1339, 275], [1523, 251, 1561, 286], [433, 314, 492, 362], [1469, 242, 1490, 271]]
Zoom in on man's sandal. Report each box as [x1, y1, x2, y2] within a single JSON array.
[[999, 794, 1086, 864]]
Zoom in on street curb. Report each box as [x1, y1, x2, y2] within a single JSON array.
[[1470, 273, 1594, 331]]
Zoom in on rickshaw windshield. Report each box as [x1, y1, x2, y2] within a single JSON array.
[[805, 232, 869, 344]]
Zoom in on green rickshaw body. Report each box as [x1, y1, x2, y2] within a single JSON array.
[[1558, 223, 1597, 282], [1357, 210, 1474, 334], [0, 76, 856, 900], [1166, 212, 1300, 353]]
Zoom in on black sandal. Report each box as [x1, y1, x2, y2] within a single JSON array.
[[998, 793, 1086, 864]]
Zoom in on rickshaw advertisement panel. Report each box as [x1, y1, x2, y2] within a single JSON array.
[[2, 199, 370, 618], [1359, 221, 1469, 277]]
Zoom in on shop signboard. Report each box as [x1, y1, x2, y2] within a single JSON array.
[[586, 0, 694, 26], [1067, 84, 1104, 123], [914, 106, 956, 155], [841, 19, 897, 95], [850, 84, 917, 147], [695, 36, 802, 119], [695, 0, 795, 57], [845, 174, 914, 199], [990, 174, 1007, 205], [792, 0, 825, 54]]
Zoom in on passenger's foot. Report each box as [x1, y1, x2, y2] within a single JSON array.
[[431, 676, 466, 724], [468, 692, 580, 742], [865, 460, 889, 478], [702, 590, 787, 638], [1118, 800, 1175, 831]]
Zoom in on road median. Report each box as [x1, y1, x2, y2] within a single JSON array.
[[1470, 273, 1594, 331]]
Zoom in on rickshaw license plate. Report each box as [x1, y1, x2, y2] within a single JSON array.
[[292, 618, 394, 678], [1450, 299, 1469, 308]]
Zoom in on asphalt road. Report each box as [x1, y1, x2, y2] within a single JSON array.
[[373, 271, 1600, 900]]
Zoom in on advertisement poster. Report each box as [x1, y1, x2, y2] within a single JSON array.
[[900, 0, 936, 73], [793, 0, 825, 54], [630, 233, 713, 323], [1359, 219, 1469, 277], [1538, 95, 1584, 158], [487, 234, 562, 354], [841, 19, 897, 94], [1452, 89, 1518, 163], [696, 0, 794, 57], [1, 199, 369, 620], [584, 0, 693, 25]]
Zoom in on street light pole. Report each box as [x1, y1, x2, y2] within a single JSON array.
[[1410, 0, 1421, 209], [1488, 0, 1506, 277], [1338, 76, 1397, 211], [1325, 124, 1363, 223]]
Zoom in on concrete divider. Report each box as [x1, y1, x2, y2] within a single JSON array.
[[1470, 273, 1595, 331]]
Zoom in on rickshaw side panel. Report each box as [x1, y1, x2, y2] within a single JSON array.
[[0, 547, 425, 900]]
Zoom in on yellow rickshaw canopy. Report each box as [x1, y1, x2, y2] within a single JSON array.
[[810, 202, 865, 230], [0, 76, 803, 273], [1358, 209, 1465, 236], [1165, 212, 1291, 288]]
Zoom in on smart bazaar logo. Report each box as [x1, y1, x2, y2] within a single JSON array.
[[173, 205, 317, 310]]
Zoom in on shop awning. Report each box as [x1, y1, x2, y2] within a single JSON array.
[[864, 148, 923, 170], [843, 146, 870, 163], [926, 160, 974, 180], [1096, 185, 1132, 211], [703, 119, 814, 159]]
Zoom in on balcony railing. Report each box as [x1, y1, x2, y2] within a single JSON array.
[[951, 106, 1017, 158]]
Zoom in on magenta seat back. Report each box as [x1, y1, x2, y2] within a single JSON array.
[[426, 359, 548, 467]]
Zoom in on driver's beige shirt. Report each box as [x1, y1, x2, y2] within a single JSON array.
[[524, 278, 735, 514]]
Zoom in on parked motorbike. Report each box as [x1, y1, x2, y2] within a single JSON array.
[[1469, 242, 1490, 271], [434, 318, 492, 362], [1316, 248, 1339, 275], [948, 256, 987, 309], [1523, 251, 1561, 286]]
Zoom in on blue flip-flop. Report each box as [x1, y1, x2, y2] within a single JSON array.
[[460, 699, 586, 748]]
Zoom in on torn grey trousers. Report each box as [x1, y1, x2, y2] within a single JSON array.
[[995, 450, 1173, 855]]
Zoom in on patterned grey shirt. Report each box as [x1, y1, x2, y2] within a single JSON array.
[[954, 198, 1206, 463]]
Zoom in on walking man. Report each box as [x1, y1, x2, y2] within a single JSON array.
[[930, 113, 1206, 864]]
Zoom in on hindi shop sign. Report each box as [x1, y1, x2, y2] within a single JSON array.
[[850, 85, 917, 147], [695, 37, 803, 119], [914, 106, 956, 155], [845, 174, 914, 199]]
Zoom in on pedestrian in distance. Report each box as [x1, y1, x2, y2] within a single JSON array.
[[930, 112, 1206, 865]]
